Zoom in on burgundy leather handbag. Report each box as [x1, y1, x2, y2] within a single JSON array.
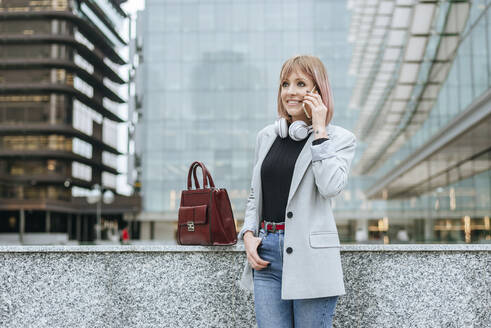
[[177, 161, 237, 246]]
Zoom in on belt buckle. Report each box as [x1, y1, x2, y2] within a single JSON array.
[[271, 222, 276, 233], [262, 220, 273, 235]]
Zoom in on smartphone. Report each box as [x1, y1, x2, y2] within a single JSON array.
[[303, 86, 317, 119]]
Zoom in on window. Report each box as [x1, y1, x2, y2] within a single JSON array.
[[0, 69, 51, 84], [0, 20, 51, 34], [0, 135, 72, 151], [0, 45, 68, 60], [0, 0, 72, 13], [5, 160, 68, 176], [0, 94, 69, 124]]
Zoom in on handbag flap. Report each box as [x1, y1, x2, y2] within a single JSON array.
[[178, 204, 208, 225]]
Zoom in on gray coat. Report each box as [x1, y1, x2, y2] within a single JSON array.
[[238, 123, 356, 300]]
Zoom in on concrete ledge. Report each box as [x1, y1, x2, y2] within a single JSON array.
[[0, 233, 69, 245], [0, 245, 489, 327], [1, 243, 489, 252]]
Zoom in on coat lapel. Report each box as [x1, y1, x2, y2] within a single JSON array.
[[287, 124, 334, 203], [287, 133, 314, 203]]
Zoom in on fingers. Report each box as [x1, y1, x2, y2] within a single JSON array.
[[304, 94, 322, 106], [303, 99, 315, 111], [245, 238, 270, 270], [252, 250, 270, 267], [305, 91, 321, 100], [247, 250, 269, 270], [304, 95, 327, 113], [303, 95, 328, 127], [248, 252, 269, 270]]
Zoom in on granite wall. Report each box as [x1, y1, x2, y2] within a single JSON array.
[[0, 244, 489, 328]]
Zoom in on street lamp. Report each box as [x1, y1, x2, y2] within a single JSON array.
[[87, 184, 115, 243]]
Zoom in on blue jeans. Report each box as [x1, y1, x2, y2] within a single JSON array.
[[253, 228, 338, 328]]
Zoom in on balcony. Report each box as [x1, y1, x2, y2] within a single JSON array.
[[0, 82, 124, 122], [0, 10, 126, 65], [0, 149, 118, 175], [0, 124, 121, 155]]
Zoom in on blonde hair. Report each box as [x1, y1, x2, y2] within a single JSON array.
[[277, 55, 334, 125]]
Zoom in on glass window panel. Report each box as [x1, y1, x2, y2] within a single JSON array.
[[182, 4, 198, 32], [458, 37, 473, 110], [488, 6, 491, 88], [264, 31, 282, 60], [198, 32, 215, 55], [232, 3, 248, 32], [163, 3, 181, 32], [165, 91, 183, 119], [264, 3, 282, 31], [163, 61, 182, 91], [162, 33, 181, 60], [148, 5, 165, 32], [471, 17, 488, 97], [446, 61, 460, 116], [249, 3, 265, 32], [282, 2, 299, 31], [199, 2, 215, 32]]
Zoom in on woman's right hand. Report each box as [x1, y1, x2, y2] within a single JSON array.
[[244, 231, 270, 270]]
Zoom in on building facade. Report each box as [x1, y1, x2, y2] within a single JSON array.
[[132, 0, 490, 244], [344, 0, 490, 243], [131, 0, 359, 241], [0, 0, 140, 244]]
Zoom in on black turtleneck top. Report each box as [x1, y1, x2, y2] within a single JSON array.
[[260, 135, 327, 223]]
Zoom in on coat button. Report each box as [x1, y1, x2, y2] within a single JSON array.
[[287, 211, 293, 219], [286, 247, 293, 254]]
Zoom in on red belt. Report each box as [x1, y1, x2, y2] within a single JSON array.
[[261, 221, 285, 232]]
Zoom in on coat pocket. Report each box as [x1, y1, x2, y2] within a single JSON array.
[[309, 231, 340, 248]]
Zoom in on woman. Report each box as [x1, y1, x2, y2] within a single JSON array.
[[237, 55, 356, 328]]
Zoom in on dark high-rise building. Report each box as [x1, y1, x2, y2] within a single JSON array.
[[0, 0, 140, 244]]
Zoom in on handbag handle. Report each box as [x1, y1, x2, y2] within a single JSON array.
[[187, 161, 215, 189], [191, 164, 200, 188], [187, 161, 205, 189], [192, 161, 215, 188], [192, 163, 207, 188], [195, 162, 215, 188]]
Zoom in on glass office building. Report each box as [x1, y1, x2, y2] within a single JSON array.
[[132, 0, 490, 243], [344, 0, 490, 243], [132, 0, 357, 240]]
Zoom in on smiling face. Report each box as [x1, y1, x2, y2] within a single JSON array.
[[277, 55, 334, 127], [280, 70, 316, 123]]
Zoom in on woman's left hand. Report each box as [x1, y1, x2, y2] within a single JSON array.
[[303, 91, 328, 133]]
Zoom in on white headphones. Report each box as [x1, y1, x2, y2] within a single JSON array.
[[274, 118, 313, 141]]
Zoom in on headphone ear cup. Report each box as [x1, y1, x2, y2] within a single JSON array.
[[275, 118, 288, 138], [289, 120, 311, 141]]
